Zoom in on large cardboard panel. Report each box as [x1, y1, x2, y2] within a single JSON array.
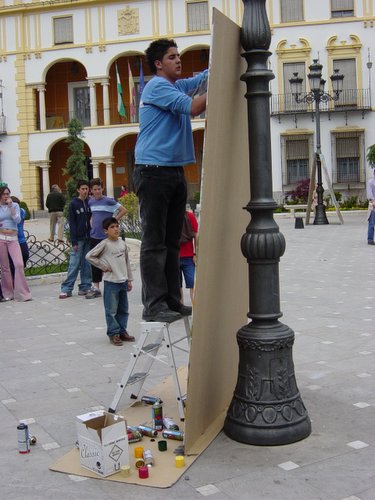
[[185, 9, 249, 454]]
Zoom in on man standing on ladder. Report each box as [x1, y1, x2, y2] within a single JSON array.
[[133, 38, 208, 322]]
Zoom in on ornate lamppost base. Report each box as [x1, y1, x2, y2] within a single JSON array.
[[313, 204, 329, 225], [223, 322, 311, 446]]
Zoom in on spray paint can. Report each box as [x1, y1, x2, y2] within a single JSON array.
[[143, 449, 154, 467], [127, 429, 143, 443], [163, 417, 179, 431], [137, 425, 158, 437], [141, 396, 162, 405], [17, 423, 30, 454], [162, 429, 184, 441], [29, 435, 37, 446], [152, 400, 163, 431], [135, 457, 145, 469]]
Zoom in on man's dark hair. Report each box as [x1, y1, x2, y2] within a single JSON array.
[[90, 178, 103, 189], [146, 38, 178, 74], [76, 179, 89, 190], [103, 217, 119, 230]]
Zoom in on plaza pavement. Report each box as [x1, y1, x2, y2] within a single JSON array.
[[1, 211, 375, 499]]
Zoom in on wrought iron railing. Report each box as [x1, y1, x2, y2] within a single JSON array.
[[24, 230, 70, 276], [271, 89, 371, 116]]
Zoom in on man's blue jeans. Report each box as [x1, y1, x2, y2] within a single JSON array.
[[368, 210, 375, 242], [133, 165, 187, 316], [103, 280, 129, 337], [61, 239, 92, 293]]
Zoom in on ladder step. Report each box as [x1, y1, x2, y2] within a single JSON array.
[[142, 342, 162, 353], [127, 372, 147, 385]]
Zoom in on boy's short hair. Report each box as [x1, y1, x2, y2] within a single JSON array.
[[76, 179, 89, 190], [103, 217, 119, 230], [90, 178, 103, 189], [146, 38, 178, 74]]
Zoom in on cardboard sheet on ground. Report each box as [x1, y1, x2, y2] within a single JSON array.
[[50, 8, 250, 485], [49, 368, 199, 488]]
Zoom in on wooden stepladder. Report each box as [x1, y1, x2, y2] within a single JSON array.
[[306, 153, 344, 225], [108, 317, 191, 420]]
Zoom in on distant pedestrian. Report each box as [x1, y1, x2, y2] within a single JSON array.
[[59, 180, 92, 298], [0, 185, 32, 302], [86, 217, 135, 346], [367, 168, 375, 245], [86, 178, 126, 299], [180, 209, 198, 304], [46, 184, 65, 242], [119, 185, 128, 198], [9, 196, 29, 275]]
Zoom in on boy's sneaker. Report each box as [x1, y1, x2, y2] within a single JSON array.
[[110, 335, 123, 346], [59, 292, 72, 299], [85, 288, 101, 299], [78, 290, 90, 296]]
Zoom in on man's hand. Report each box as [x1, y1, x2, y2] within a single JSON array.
[[72, 245, 79, 253], [127, 281, 133, 292]]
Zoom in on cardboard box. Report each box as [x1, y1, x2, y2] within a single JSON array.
[[76, 411, 129, 477]]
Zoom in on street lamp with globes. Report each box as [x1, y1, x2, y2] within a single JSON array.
[[289, 60, 344, 225]]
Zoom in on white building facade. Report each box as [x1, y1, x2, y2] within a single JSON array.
[[0, 0, 373, 209]]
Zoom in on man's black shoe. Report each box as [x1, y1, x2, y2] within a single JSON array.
[[368, 241, 375, 245], [142, 309, 182, 323], [174, 304, 192, 316]]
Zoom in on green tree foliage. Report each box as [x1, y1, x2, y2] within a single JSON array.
[[63, 118, 88, 204], [118, 192, 142, 239], [367, 144, 375, 167]]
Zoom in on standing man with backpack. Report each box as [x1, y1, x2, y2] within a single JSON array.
[[180, 208, 198, 304]]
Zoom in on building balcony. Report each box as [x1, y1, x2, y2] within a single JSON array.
[[271, 89, 372, 118]]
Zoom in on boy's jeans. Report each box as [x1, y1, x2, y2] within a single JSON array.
[[61, 239, 92, 293], [103, 280, 129, 337]]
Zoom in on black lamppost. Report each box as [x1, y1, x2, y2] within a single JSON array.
[[289, 60, 344, 225], [223, 0, 311, 445]]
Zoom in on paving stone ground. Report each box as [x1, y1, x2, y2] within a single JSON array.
[[1, 211, 375, 500]]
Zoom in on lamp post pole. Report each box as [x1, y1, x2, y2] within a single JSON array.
[[223, 0, 311, 445], [289, 61, 344, 225]]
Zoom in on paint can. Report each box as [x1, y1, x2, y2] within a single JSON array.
[[158, 440, 167, 452], [143, 449, 154, 467], [138, 465, 149, 479], [137, 425, 158, 437], [127, 429, 143, 443], [17, 423, 30, 454], [175, 455, 185, 468], [152, 400, 163, 431], [29, 435, 37, 446], [134, 446, 144, 458], [162, 429, 184, 441], [163, 417, 179, 431], [141, 396, 162, 405], [135, 457, 145, 469]]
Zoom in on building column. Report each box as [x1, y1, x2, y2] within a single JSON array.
[[91, 159, 100, 178], [101, 79, 110, 125], [37, 85, 46, 131], [88, 79, 98, 127], [39, 161, 51, 208], [105, 158, 114, 198]]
